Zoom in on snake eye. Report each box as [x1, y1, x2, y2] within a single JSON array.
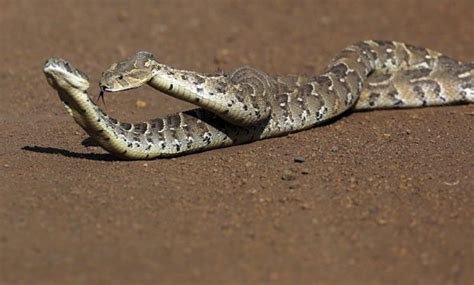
[[118, 74, 123, 80]]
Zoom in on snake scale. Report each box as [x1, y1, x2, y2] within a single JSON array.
[[43, 40, 473, 159]]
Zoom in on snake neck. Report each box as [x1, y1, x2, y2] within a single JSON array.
[[147, 64, 230, 110], [147, 63, 277, 127], [54, 87, 135, 158]]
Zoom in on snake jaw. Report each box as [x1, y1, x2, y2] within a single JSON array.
[[43, 58, 90, 91], [99, 51, 157, 92]]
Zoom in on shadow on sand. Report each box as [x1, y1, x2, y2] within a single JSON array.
[[22, 145, 120, 161]]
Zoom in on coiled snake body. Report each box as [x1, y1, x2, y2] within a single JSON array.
[[43, 41, 473, 159]]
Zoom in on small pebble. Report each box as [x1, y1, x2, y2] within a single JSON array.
[[293, 156, 305, 163], [281, 169, 296, 181], [288, 182, 299, 189], [135, 100, 147, 108]]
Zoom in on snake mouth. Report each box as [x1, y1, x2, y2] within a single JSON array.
[[97, 82, 125, 93], [44, 58, 90, 91], [98, 84, 112, 92], [98, 85, 133, 93]]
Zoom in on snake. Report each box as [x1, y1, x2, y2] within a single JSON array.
[[43, 40, 474, 159]]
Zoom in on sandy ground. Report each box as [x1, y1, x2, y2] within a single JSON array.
[[0, 0, 473, 284]]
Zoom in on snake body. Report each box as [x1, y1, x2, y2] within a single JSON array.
[[43, 41, 473, 159]]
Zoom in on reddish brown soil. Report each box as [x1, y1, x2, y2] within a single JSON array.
[[1, 1, 473, 284]]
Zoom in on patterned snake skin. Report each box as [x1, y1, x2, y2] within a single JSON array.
[[43, 40, 473, 159]]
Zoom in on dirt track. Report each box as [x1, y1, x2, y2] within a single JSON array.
[[1, 1, 473, 284]]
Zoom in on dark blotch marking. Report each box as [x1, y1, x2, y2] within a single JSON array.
[[369, 73, 392, 83], [434, 83, 442, 98], [300, 84, 314, 97], [215, 82, 227, 94], [150, 118, 164, 130], [167, 115, 181, 129], [413, 85, 425, 96], [276, 93, 289, 105], [388, 90, 404, 106], [254, 109, 261, 118], [405, 44, 429, 56], [329, 63, 349, 78], [437, 55, 459, 69], [314, 75, 334, 92], [404, 68, 432, 80], [64, 61, 73, 73], [368, 92, 380, 106], [133, 123, 148, 134], [373, 40, 394, 48], [193, 75, 206, 85], [120, 122, 132, 130], [355, 42, 377, 61]]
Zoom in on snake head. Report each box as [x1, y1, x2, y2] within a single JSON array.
[[99, 51, 157, 92], [43, 58, 90, 91]]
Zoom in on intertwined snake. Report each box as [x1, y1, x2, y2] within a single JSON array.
[[43, 40, 473, 159]]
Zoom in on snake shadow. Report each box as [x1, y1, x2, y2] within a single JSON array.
[[22, 145, 120, 161]]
